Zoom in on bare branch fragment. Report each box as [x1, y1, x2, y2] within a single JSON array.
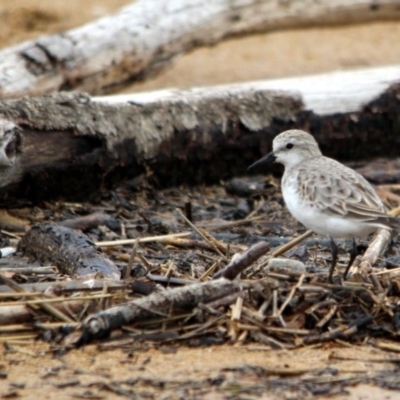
[[214, 241, 270, 280], [73, 278, 250, 344]]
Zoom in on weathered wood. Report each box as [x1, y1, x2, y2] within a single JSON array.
[[0, 0, 399, 99], [214, 241, 270, 280], [18, 224, 121, 280], [0, 66, 399, 202], [0, 89, 301, 200], [71, 278, 249, 344]]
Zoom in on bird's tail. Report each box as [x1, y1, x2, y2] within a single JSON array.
[[371, 216, 400, 230]]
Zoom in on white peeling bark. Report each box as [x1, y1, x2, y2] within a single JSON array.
[[95, 65, 400, 116], [0, 0, 399, 98]]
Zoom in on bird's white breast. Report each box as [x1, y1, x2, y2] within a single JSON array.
[[281, 170, 378, 238]]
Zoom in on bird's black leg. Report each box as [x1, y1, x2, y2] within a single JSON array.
[[343, 237, 357, 280], [328, 237, 338, 283]]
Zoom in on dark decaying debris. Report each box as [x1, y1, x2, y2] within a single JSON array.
[[0, 175, 399, 354]]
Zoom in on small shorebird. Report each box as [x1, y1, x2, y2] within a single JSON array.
[[248, 129, 400, 282]]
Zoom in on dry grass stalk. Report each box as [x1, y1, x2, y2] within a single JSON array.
[[0, 273, 74, 323], [231, 296, 244, 321], [176, 208, 227, 260], [354, 205, 400, 280], [199, 261, 220, 281], [124, 238, 140, 279], [198, 216, 264, 232], [277, 274, 305, 317], [95, 232, 191, 247], [0, 293, 113, 307]]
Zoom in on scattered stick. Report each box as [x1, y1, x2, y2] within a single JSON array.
[[276, 274, 305, 317], [199, 261, 220, 281], [355, 205, 400, 279], [176, 208, 227, 260], [213, 241, 270, 280], [95, 232, 191, 247], [198, 216, 264, 231], [124, 238, 140, 279], [358, 229, 392, 271], [160, 237, 245, 252], [0, 266, 57, 275], [298, 316, 373, 346], [0, 273, 74, 323]]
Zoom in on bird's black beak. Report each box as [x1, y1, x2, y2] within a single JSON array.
[[247, 151, 276, 171]]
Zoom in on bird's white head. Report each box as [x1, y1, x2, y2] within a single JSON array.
[[248, 129, 322, 171]]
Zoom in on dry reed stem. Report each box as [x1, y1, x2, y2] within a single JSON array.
[[95, 232, 191, 247], [176, 208, 227, 260]]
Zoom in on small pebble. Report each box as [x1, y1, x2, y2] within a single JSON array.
[[265, 258, 306, 273]]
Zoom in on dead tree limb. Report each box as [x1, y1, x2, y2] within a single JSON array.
[[71, 278, 250, 344], [0, 66, 399, 202], [0, 0, 399, 99]]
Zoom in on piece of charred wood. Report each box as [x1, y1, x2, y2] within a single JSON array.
[[18, 224, 120, 279]]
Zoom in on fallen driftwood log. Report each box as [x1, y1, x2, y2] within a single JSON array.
[[0, 65, 400, 202], [18, 224, 121, 279], [69, 278, 250, 344], [0, 0, 398, 99]]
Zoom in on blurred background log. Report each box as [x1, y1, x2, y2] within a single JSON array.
[[0, 65, 399, 203], [0, 0, 400, 99]]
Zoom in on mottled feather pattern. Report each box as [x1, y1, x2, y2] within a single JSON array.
[[295, 156, 386, 221]]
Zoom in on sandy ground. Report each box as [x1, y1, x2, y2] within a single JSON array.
[[1, 1, 400, 399], [1, 342, 400, 400]]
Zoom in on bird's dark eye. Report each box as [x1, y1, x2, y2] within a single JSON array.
[[286, 143, 294, 149]]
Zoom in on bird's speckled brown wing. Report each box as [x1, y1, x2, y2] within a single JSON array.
[[296, 156, 387, 222]]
